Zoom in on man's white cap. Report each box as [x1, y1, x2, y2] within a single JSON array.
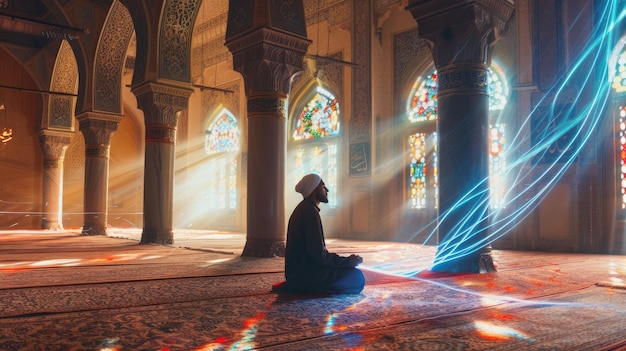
[[295, 174, 322, 197]]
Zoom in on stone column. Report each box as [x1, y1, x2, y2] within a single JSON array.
[[406, 0, 514, 273], [132, 82, 193, 245], [225, 1, 311, 257], [38, 130, 72, 230], [76, 112, 122, 235]]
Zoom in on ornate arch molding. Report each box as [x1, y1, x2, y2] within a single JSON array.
[[159, 0, 202, 82], [94, 0, 135, 114], [47, 40, 78, 130], [119, 0, 150, 85]]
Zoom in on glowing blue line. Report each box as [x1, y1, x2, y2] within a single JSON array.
[[425, 2, 626, 267]]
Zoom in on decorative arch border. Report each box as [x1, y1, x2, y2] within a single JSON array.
[[94, 0, 135, 113], [159, 0, 202, 82], [48, 40, 78, 130]]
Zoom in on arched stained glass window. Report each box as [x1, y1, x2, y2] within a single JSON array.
[[489, 124, 506, 208], [407, 71, 438, 123], [407, 63, 507, 210], [293, 86, 340, 140], [205, 109, 240, 154], [291, 86, 340, 208], [205, 108, 239, 210]]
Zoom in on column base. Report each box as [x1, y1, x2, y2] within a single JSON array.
[[42, 221, 64, 231], [242, 239, 285, 258], [140, 229, 174, 245], [431, 250, 497, 274], [81, 225, 107, 236]]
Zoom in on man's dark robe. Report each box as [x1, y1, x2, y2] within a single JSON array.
[[278, 198, 364, 294]]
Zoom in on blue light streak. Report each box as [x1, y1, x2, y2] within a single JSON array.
[[428, 2, 626, 268]]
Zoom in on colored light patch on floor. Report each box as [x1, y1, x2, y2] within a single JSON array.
[[474, 320, 531, 341]]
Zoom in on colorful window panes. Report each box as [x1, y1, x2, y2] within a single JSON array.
[[293, 86, 340, 140], [408, 133, 437, 209], [489, 124, 506, 208], [488, 65, 509, 111], [205, 109, 240, 154], [408, 72, 438, 122], [205, 109, 239, 210], [206, 156, 238, 210], [612, 47, 626, 93], [618, 106, 626, 209], [409, 133, 426, 208], [293, 144, 337, 208]]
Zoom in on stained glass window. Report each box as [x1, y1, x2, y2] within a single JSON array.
[[292, 86, 340, 208], [610, 37, 626, 93], [618, 106, 626, 209], [407, 71, 438, 122], [613, 49, 626, 93], [205, 109, 239, 210], [409, 132, 437, 209], [293, 86, 340, 140], [205, 109, 240, 154], [489, 124, 506, 208], [408, 64, 507, 209], [488, 65, 509, 111]]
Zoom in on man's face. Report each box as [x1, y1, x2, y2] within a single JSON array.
[[314, 181, 329, 204]]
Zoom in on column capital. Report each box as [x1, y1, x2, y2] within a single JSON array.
[[406, 0, 514, 66], [76, 112, 122, 149], [37, 129, 73, 165], [131, 81, 193, 126], [226, 27, 311, 95]]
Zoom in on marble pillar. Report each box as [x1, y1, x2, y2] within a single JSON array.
[[77, 112, 122, 236], [225, 1, 311, 257], [132, 82, 192, 245], [38, 130, 72, 230], [406, 0, 514, 273]]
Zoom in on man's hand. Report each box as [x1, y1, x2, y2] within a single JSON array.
[[349, 254, 363, 266]]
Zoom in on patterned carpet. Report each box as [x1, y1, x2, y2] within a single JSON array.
[[2, 231, 626, 350]]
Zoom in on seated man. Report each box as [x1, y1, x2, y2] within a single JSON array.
[[272, 174, 365, 294]]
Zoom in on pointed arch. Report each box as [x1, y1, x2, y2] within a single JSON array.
[[289, 85, 341, 208], [204, 108, 240, 210], [48, 40, 78, 130], [405, 62, 510, 210], [292, 85, 340, 140], [94, 0, 135, 114]]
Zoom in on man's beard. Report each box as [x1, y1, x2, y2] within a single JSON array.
[[316, 192, 329, 203]]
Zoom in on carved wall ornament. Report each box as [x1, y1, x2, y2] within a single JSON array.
[[160, 0, 203, 82], [50, 96, 73, 129], [394, 29, 430, 92], [49, 41, 78, 129], [95, 1, 134, 113], [350, 0, 372, 143]]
